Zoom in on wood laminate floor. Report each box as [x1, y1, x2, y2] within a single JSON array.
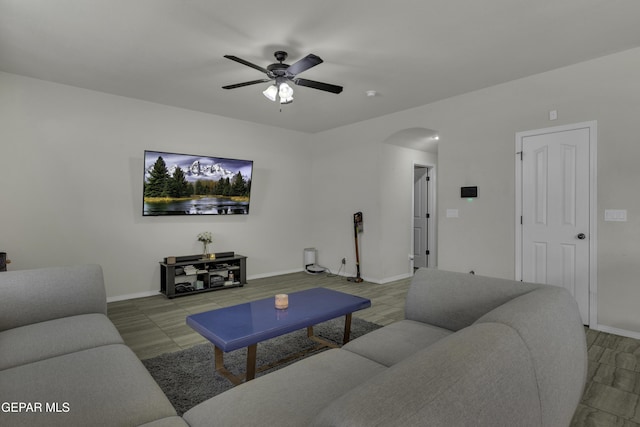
[[107, 271, 408, 360]]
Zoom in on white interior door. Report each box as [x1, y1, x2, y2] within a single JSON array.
[[413, 167, 429, 268], [518, 124, 594, 324]]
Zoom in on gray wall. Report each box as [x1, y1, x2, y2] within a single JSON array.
[[2, 46, 639, 335], [308, 129, 437, 282], [0, 72, 314, 298], [309, 47, 640, 335]]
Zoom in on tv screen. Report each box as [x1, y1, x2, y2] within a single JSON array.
[[143, 150, 253, 216]]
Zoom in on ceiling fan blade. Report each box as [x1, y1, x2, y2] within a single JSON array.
[[286, 54, 323, 76], [293, 78, 343, 94], [222, 79, 272, 90], [224, 55, 270, 75]]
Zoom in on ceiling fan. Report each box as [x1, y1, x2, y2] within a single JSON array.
[[222, 51, 343, 104]]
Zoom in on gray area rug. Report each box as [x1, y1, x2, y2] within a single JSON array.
[[143, 317, 381, 415]]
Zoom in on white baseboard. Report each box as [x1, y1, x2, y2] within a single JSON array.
[[591, 324, 640, 340], [247, 268, 303, 280], [107, 290, 160, 303], [378, 272, 414, 284], [106, 269, 304, 302], [106, 268, 413, 302], [336, 272, 413, 284]]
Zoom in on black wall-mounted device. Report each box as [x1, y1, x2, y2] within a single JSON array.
[[461, 186, 478, 198]]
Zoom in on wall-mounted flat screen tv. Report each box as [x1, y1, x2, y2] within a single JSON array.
[[143, 150, 253, 216]]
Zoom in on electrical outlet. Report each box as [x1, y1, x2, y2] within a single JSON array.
[[341, 257, 346, 265]]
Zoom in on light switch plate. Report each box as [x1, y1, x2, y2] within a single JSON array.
[[604, 209, 627, 222]]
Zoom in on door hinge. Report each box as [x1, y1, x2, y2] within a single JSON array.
[[426, 250, 430, 255], [520, 216, 523, 225], [426, 176, 431, 181], [426, 213, 430, 218]]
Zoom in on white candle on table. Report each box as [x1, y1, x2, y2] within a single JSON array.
[[275, 294, 288, 309]]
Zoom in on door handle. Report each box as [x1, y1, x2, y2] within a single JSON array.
[[577, 233, 586, 240]]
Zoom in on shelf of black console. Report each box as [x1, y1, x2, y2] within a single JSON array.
[[160, 254, 247, 298]]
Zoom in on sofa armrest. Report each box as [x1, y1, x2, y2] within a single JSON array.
[[312, 323, 542, 427], [475, 286, 588, 426], [405, 268, 540, 331], [0, 264, 107, 332]]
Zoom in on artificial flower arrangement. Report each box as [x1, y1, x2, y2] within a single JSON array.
[[197, 231, 213, 245], [197, 232, 213, 258]]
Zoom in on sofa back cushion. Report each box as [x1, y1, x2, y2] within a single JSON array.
[[0, 264, 107, 331], [474, 286, 587, 427], [312, 323, 542, 427], [405, 268, 540, 331]]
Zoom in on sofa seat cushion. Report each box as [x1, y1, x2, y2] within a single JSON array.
[[342, 319, 452, 366], [312, 323, 542, 427], [0, 344, 177, 427], [0, 313, 123, 371], [183, 348, 387, 427]]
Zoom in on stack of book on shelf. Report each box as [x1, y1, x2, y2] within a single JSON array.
[[183, 265, 207, 276], [183, 265, 198, 276]]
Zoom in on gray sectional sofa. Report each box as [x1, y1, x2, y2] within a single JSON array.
[[0, 265, 184, 427], [0, 265, 587, 426]]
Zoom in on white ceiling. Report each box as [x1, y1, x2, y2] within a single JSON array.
[[2, 0, 640, 134]]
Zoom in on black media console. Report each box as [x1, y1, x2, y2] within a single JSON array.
[[160, 253, 247, 298]]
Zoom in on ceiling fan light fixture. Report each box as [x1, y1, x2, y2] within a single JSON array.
[[278, 82, 294, 104], [263, 84, 278, 101]]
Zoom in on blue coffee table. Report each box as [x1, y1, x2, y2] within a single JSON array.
[[186, 287, 371, 384]]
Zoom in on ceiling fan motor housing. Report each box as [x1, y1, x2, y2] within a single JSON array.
[[267, 63, 289, 78]]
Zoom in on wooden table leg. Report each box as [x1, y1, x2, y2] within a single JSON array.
[[214, 346, 224, 371], [215, 314, 355, 385], [343, 313, 353, 344], [246, 344, 257, 381], [214, 346, 243, 386]]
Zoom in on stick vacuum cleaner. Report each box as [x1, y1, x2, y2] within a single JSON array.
[[347, 211, 364, 283]]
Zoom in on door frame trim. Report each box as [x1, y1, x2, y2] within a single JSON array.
[[515, 121, 597, 326], [411, 162, 437, 270]]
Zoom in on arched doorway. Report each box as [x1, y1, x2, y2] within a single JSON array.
[[383, 127, 439, 270]]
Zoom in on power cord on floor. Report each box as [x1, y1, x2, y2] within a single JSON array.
[[324, 262, 345, 278]]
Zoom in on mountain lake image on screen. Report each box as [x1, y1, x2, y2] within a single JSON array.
[[143, 150, 253, 216]]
